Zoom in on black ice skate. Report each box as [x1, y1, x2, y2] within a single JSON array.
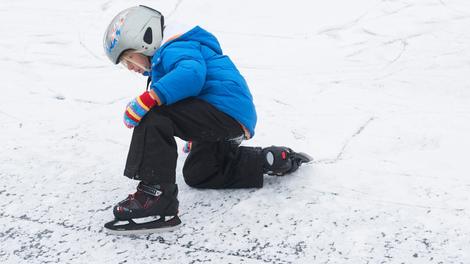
[[104, 182, 181, 235], [262, 146, 313, 176]]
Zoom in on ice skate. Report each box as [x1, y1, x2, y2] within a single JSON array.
[[104, 182, 181, 235], [262, 146, 312, 176]]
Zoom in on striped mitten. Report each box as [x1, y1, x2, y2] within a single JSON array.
[[123, 91, 157, 128], [182, 141, 193, 153]]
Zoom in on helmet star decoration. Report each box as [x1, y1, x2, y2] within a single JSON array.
[[109, 24, 120, 52], [108, 8, 136, 53]]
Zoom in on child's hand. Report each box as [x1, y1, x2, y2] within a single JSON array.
[[123, 91, 157, 128]]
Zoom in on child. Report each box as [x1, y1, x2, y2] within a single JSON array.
[[102, 5, 312, 234]]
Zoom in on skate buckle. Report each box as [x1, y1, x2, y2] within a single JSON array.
[[139, 184, 163, 197]]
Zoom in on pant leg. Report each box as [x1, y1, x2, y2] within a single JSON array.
[[123, 107, 178, 184], [183, 140, 263, 189], [123, 98, 263, 187]]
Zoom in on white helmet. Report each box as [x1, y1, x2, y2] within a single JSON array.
[[103, 5, 164, 64]]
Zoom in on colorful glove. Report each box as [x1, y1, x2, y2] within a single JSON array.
[[182, 141, 193, 153], [123, 91, 157, 128]]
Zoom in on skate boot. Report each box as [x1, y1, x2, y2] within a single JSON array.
[[104, 182, 181, 235], [262, 146, 313, 176]]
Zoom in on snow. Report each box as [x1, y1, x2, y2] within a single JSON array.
[[1, 0, 469, 263]]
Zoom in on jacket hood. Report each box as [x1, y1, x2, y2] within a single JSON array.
[[161, 22, 223, 54]]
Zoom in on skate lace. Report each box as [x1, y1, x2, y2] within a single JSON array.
[[129, 183, 145, 199]]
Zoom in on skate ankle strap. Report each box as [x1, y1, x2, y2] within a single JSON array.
[[138, 184, 163, 197]]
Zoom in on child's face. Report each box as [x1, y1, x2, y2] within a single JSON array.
[[123, 52, 150, 74]]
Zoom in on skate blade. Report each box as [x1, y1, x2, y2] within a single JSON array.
[[104, 215, 181, 235], [105, 224, 181, 235]]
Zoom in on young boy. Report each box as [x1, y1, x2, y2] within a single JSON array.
[[102, 5, 312, 234]]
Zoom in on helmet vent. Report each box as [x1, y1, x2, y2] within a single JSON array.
[[143, 27, 153, 44]]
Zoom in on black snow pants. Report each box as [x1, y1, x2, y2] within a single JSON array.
[[123, 98, 264, 189]]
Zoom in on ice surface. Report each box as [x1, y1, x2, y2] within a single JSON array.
[[1, 0, 470, 263]]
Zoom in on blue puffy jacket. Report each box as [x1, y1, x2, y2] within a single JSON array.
[[147, 25, 257, 138]]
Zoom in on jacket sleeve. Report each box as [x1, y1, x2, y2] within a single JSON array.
[[150, 41, 207, 105]]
